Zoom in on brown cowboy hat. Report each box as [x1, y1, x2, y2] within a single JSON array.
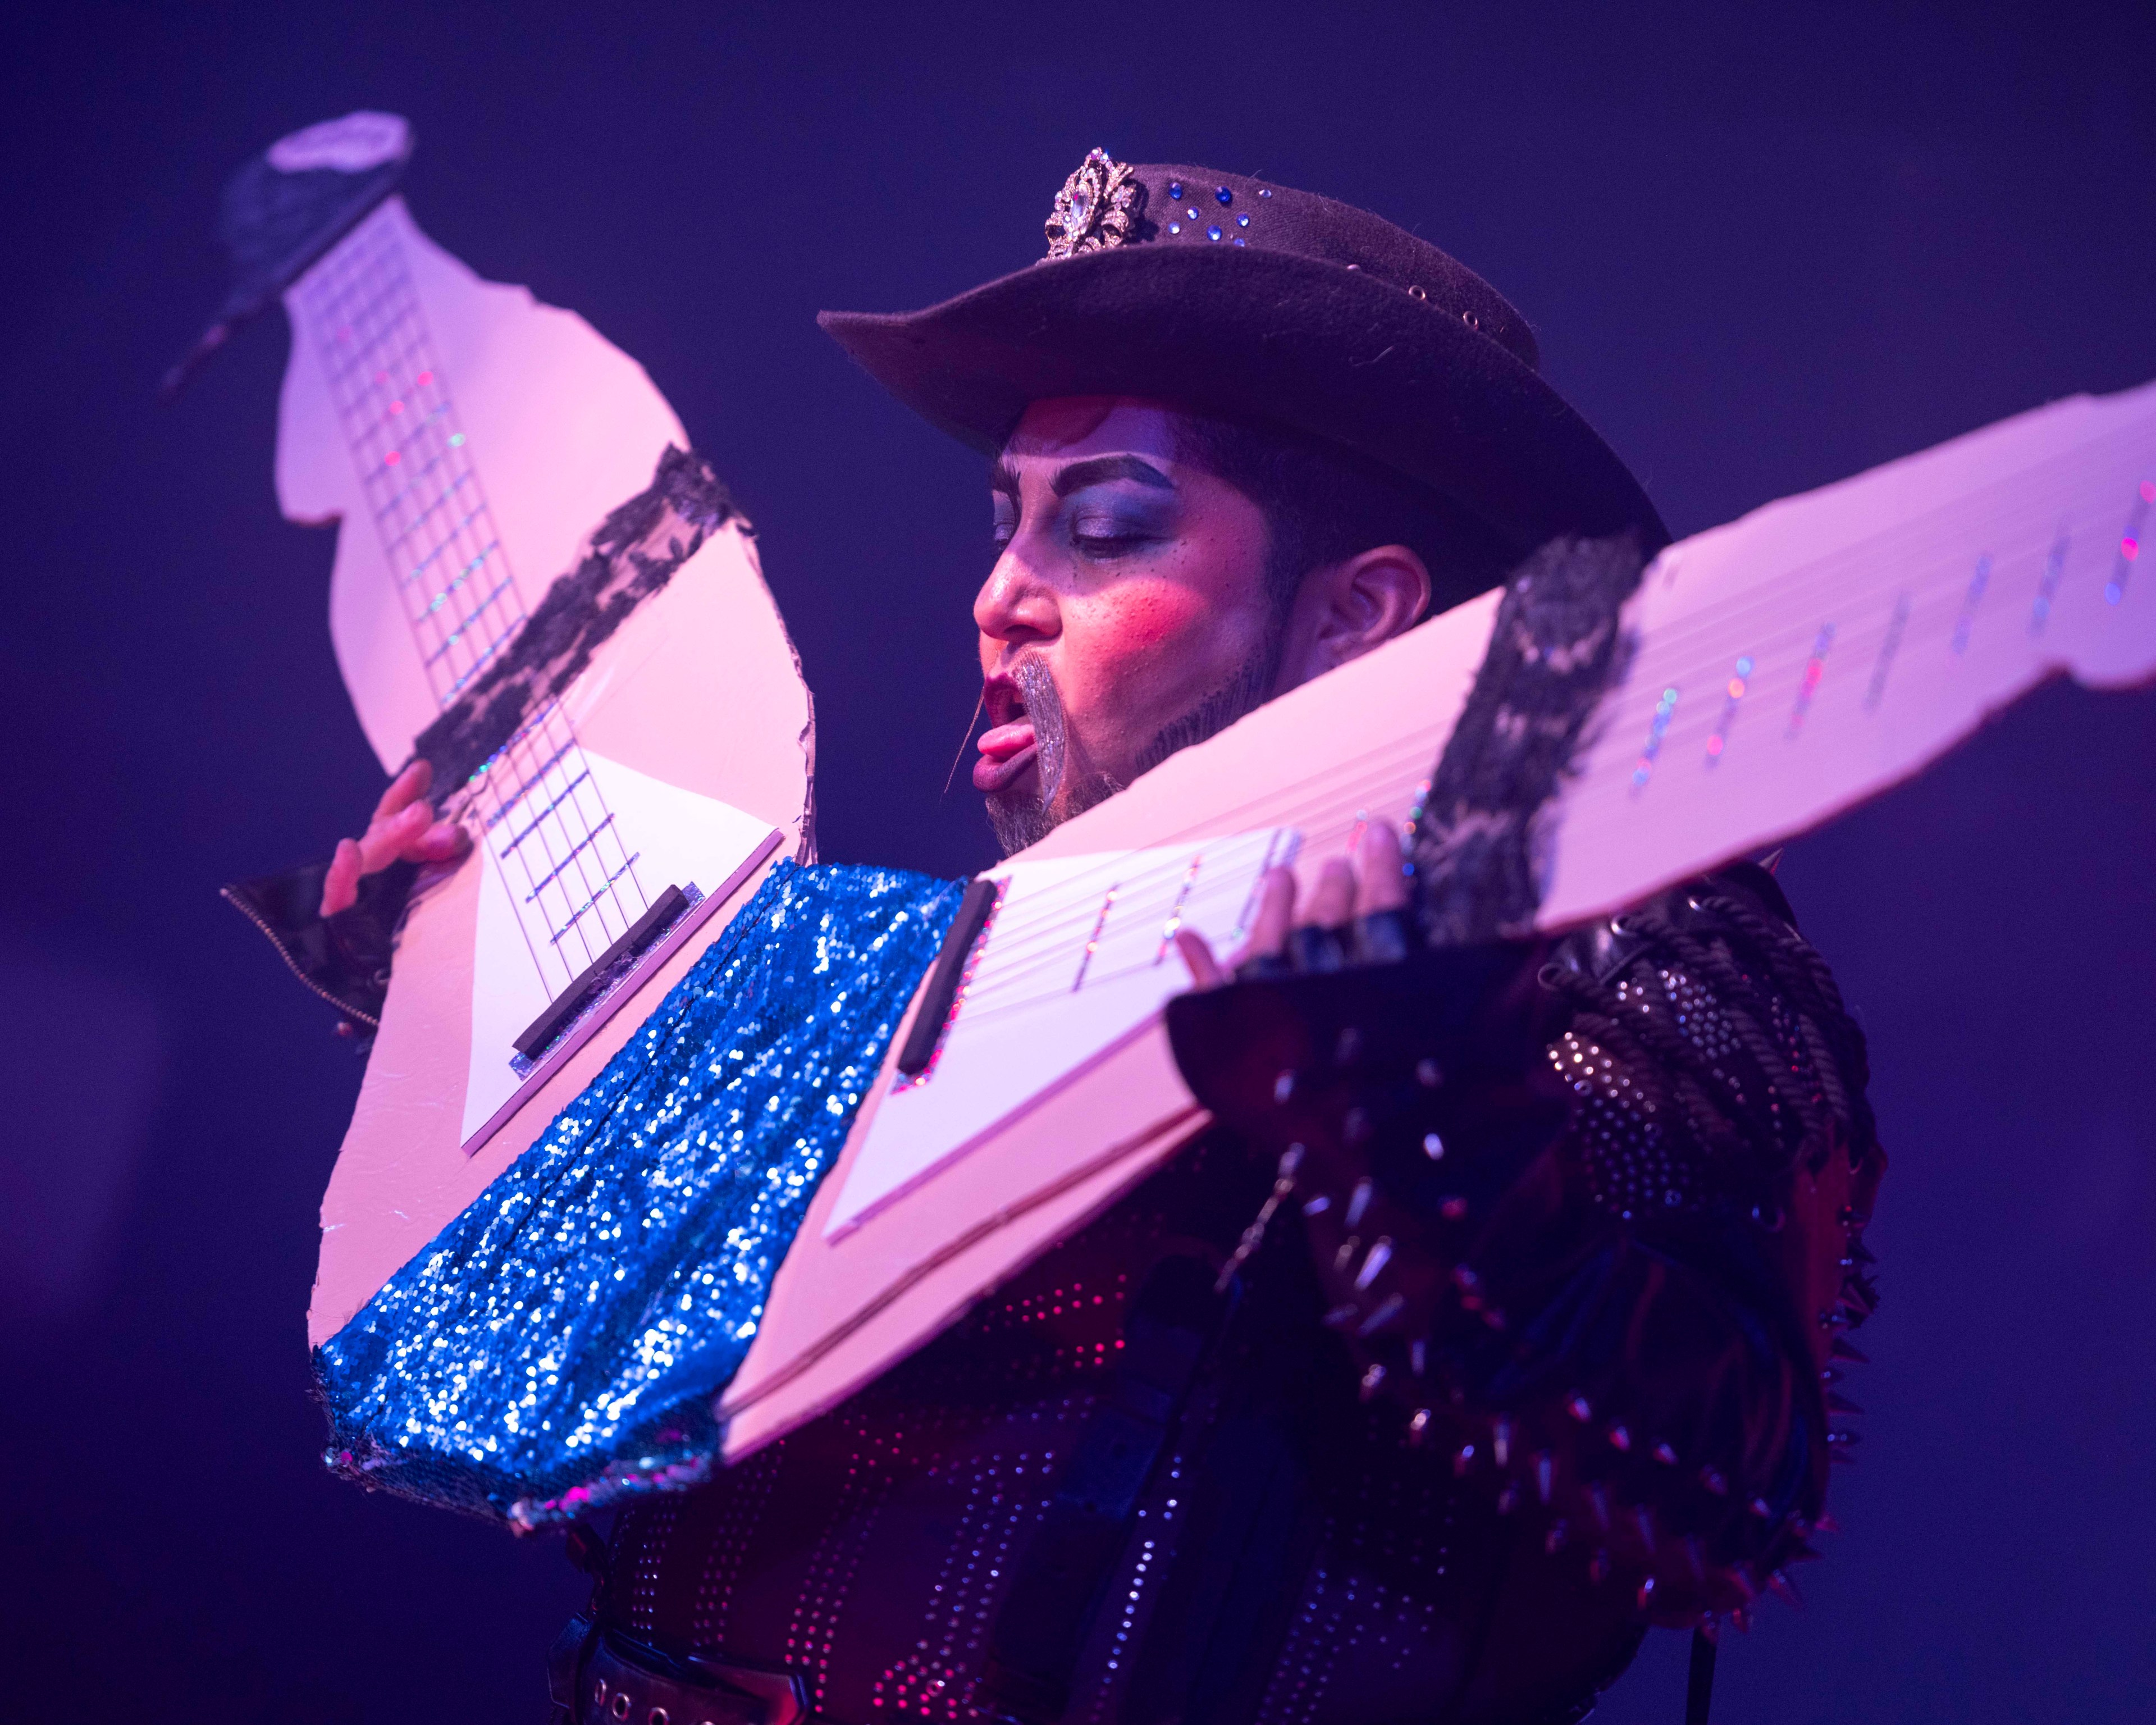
[[819, 151, 1667, 560]]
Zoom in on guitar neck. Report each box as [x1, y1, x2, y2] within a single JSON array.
[[1541, 378, 2156, 927], [289, 199, 658, 999]]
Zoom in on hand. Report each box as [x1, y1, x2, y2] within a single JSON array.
[[319, 759, 471, 918], [1175, 820, 1410, 988]]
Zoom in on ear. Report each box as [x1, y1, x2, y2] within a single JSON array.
[[1272, 545, 1431, 693]]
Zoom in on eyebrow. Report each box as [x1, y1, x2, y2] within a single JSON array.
[[1051, 454, 1176, 498]]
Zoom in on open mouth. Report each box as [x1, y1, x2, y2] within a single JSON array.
[[974, 674, 1038, 794]]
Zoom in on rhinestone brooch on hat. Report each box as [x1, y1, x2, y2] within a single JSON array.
[[1043, 148, 1144, 260]]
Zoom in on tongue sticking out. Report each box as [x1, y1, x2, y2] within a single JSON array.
[[973, 719, 1038, 793], [976, 658, 1068, 802]]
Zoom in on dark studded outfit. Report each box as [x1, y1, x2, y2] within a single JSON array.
[[551, 865, 1883, 1725]]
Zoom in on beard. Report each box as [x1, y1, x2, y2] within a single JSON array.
[[984, 626, 1284, 857]]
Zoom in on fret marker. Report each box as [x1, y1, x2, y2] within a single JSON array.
[[1786, 625, 1834, 737], [1951, 554, 1991, 656], [1072, 885, 1120, 991], [2108, 483, 2151, 605], [1630, 687, 1680, 792], [1704, 656, 1753, 766], [1863, 594, 1911, 713], [1154, 854, 1204, 965], [2029, 528, 2071, 635]]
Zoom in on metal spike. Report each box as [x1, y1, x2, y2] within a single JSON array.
[[1357, 1292, 1405, 1337], [1829, 1338, 1870, 1365], [1730, 1606, 1752, 1633], [1728, 1566, 1760, 1603], [1322, 1302, 1360, 1329], [1826, 1427, 1862, 1447], [1415, 1057, 1444, 1088], [1496, 1484, 1520, 1515], [1819, 1307, 1852, 1331], [1333, 1236, 1362, 1275], [1848, 1238, 1877, 1265], [1335, 1026, 1363, 1065], [1439, 1195, 1469, 1221], [1698, 1466, 1728, 1496], [1607, 1423, 1632, 1452], [1360, 1363, 1387, 1401], [1757, 847, 1784, 875], [1767, 1568, 1805, 1609], [1636, 1575, 1658, 1610], [1354, 1237, 1394, 1290], [1566, 1393, 1593, 1422], [1422, 1130, 1446, 1160], [1587, 1484, 1611, 1531], [1452, 1443, 1477, 1478], [1588, 1548, 1612, 1585], [1697, 1613, 1721, 1644], [1545, 1519, 1569, 1554], [1342, 1107, 1373, 1145], [1634, 1506, 1657, 1556], [1826, 1392, 1865, 1416], [1492, 1417, 1513, 1469], [1749, 1496, 1774, 1520], [1273, 1069, 1296, 1104], [1653, 1441, 1679, 1467], [1684, 1536, 1706, 1581], [1300, 1193, 1332, 1216], [1787, 1542, 1824, 1564], [1345, 1178, 1374, 1229], [1407, 1407, 1432, 1445], [1409, 1338, 1427, 1377], [1536, 1451, 1555, 1504], [1814, 1512, 1842, 1535]]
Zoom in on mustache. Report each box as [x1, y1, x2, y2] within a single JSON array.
[[1011, 655, 1068, 809]]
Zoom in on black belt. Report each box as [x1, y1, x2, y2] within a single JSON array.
[[550, 1618, 808, 1725]]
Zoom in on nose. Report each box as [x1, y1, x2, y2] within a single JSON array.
[[974, 541, 1061, 660]]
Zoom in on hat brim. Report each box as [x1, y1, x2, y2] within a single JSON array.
[[820, 244, 1665, 556]]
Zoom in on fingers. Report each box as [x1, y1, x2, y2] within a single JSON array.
[[357, 798, 435, 874], [411, 818, 472, 864], [321, 837, 362, 919], [1303, 857, 1355, 930], [1239, 867, 1298, 963], [1174, 928, 1228, 990], [1354, 822, 1409, 916], [372, 757, 434, 824]]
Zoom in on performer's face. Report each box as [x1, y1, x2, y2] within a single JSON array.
[[974, 397, 1282, 852]]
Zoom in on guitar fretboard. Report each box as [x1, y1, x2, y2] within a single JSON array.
[[294, 204, 651, 1000]]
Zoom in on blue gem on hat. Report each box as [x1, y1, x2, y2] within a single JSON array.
[[1168, 222, 1181, 234], [1186, 207, 1199, 220], [1216, 186, 1232, 204], [1237, 214, 1249, 227], [1168, 180, 1184, 198], [1207, 224, 1222, 240], [1258, 188, 1272, 198]]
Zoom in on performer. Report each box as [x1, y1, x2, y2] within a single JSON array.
[[255, 156, 1882, 1723]]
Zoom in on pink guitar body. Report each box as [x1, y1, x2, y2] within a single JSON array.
[[277, 197, 812, 1349]]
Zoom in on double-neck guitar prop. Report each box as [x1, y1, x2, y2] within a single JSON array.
[[195, 114, 2154, 1458]]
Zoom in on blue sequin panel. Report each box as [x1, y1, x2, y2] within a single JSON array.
[[314, 860, 962, 1529]]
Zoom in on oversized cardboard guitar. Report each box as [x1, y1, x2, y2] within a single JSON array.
[[208, 115, 2155, 1459]]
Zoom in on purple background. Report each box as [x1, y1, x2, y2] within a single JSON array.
[[3, 4, 2151, 1719]]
